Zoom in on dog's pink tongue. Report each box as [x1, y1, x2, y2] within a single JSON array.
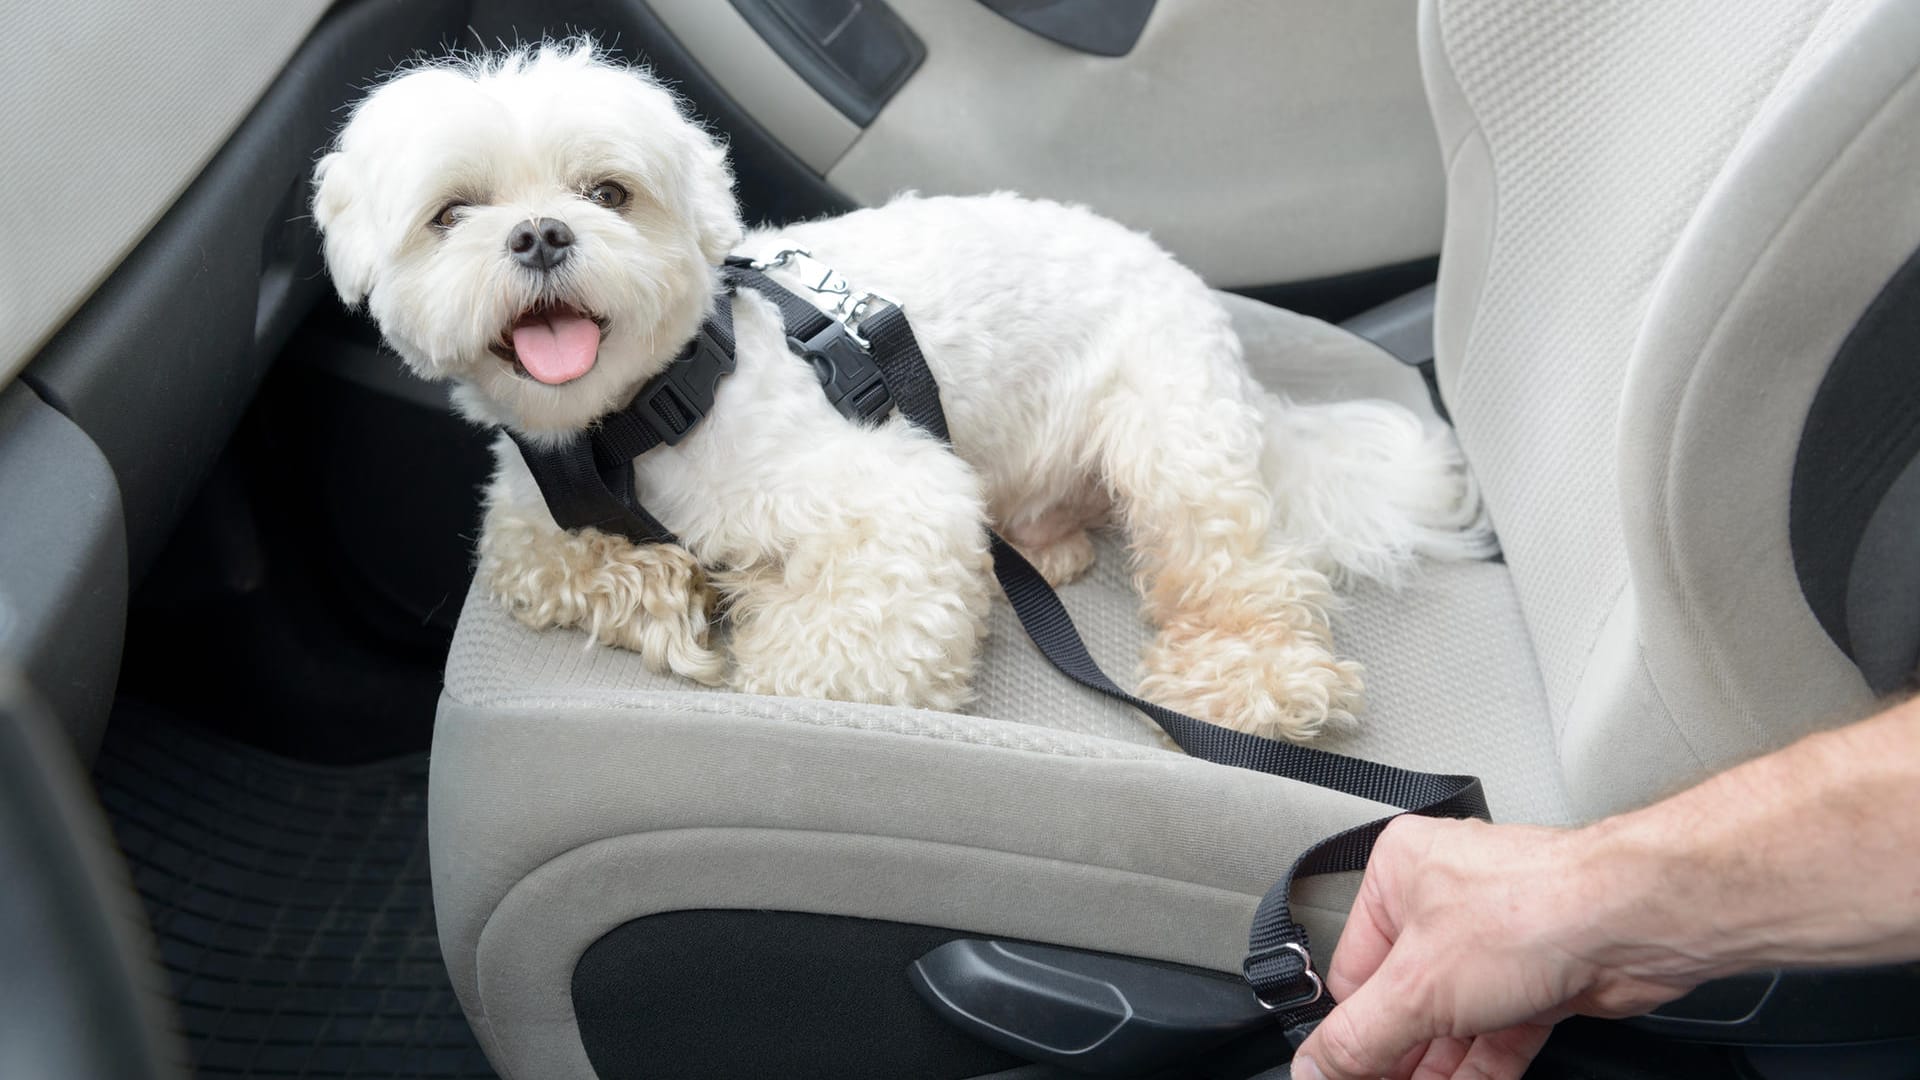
[[511, 310, 600, 385]]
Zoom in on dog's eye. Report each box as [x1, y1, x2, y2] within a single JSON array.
[[432, 201, 469, 231], [586, 181, 628, 210]]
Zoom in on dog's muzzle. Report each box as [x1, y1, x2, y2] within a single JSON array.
[[509, 218, 573, 271]]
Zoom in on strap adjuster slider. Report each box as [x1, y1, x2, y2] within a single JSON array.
[[1243, 941, 1324, 1011]]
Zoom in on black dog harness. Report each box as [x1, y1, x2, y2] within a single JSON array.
[[508, 248, 1489, 1041]]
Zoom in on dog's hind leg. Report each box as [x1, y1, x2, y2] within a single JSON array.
[[1094, 316, 1364, 743]]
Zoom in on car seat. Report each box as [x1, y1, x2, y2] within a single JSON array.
[[427, 0, 1920, 1075]]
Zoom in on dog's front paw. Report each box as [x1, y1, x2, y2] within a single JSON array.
[[479, 514, 727, 685], [1137, 619, 1364, 743], [581, 541, 729, 685], [725, 564, 988, 711], [721, 520, 993, 711]]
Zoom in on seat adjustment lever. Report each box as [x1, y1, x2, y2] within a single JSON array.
[[909, 939, 1277, 1076]]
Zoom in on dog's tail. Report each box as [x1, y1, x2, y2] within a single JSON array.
[[1256, 392, 1498, 587]]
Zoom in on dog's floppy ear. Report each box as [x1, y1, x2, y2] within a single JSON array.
[[682, 130, 744, 265], [310, 150, 379, 306]]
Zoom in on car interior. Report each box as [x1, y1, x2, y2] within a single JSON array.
[[3, 0, 1919, 1077]]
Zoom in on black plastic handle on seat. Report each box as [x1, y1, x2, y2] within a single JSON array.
[[910, 939, 1275, 1076]]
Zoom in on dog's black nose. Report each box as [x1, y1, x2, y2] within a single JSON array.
[[508, 218, 574, 270]]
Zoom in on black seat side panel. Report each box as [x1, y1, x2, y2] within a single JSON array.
[[1790, 242, 1920, 691]]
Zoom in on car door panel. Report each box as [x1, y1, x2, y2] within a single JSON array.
[[647, 0, 863, 172], [638, 0, 1444, 291], [0, 0, 332, 389], [830, 0, 1445, 288], [0, 383, 126, 757], [20, 0, 465, 580]]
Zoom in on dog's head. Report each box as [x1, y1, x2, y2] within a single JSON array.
[[312, 40, 741, 434]]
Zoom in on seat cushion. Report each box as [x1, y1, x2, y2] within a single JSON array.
[[429, 295, 1564, 1078], [445, 293, 1566, 818], [445, 537, 1565, 825]]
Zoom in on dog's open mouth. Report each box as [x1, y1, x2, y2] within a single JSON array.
[[489, 303, 608, 386]]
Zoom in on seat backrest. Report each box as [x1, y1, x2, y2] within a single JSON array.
[[1421, 0, 1920, 817]]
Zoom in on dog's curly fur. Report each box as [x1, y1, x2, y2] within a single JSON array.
[[313, 39, 1492, 741]]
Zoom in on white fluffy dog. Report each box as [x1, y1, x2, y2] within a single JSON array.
[[312, 41, 1488, 741]]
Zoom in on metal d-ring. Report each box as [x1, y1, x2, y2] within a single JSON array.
[[1252, 942, 1324, 1011]]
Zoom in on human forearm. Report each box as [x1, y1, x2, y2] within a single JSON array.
[[1574, 697, 1920, 990], [1293, 698, 1920, 1080]]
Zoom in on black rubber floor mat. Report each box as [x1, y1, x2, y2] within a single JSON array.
[[94, 711, 495, 1078]]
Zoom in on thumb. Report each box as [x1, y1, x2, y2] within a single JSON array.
[[1291, 964, 1432, 1080]]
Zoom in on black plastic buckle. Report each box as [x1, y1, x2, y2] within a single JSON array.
[[788, 318, 894, 425], [632, 325, 737, 446], [1243, 942, 1325, 1012]]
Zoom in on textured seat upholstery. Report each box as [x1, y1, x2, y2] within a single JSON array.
[[430, 3, 1920, 1074]]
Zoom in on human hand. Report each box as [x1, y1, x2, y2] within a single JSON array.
[[1290, 816, 1695, 1080]]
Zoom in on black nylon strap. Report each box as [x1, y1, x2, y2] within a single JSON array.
[[516, 265, 836, 544], [861, 304, 950, 445], [727, 258, 942, 442], [838, 287, 1490, 1033], [512, 291, 739, 545], [722, 263, 835, 341], [592, 294, 739, 469], [508, 429, 677, 545]]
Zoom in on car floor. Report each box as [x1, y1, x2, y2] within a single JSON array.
[[90, 335, 500, 1077], [94, 703, 492, 1078]]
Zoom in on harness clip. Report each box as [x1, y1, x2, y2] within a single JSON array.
[[631, 323, 737, 446], [787, 319, 894, 426]]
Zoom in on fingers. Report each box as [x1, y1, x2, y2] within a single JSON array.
[[1389, 1041, 1437, 1080], [1325, 820, 1420, 1000], [1449, 1023, 1553, 1078], [1296, 1026, 1551, 1080], [1408, 1037, 1470, 1079], [1325, 883, 1397, 1001], [1291, 959, 1433, 1080], [1293, 817, 1571, 1080]]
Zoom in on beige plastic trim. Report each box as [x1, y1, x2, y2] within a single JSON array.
[[644, 0, 861, 174], [827, 0, 1446, 288], [0, 0, 330, 388]]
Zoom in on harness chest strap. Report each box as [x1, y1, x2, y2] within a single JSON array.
[[504, 253, 1490, 1042], [507, 257, 899, 546], [506, 286, 738, 546]]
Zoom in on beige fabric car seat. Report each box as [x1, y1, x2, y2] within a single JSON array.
[[428, 0, 1918, 1075]]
